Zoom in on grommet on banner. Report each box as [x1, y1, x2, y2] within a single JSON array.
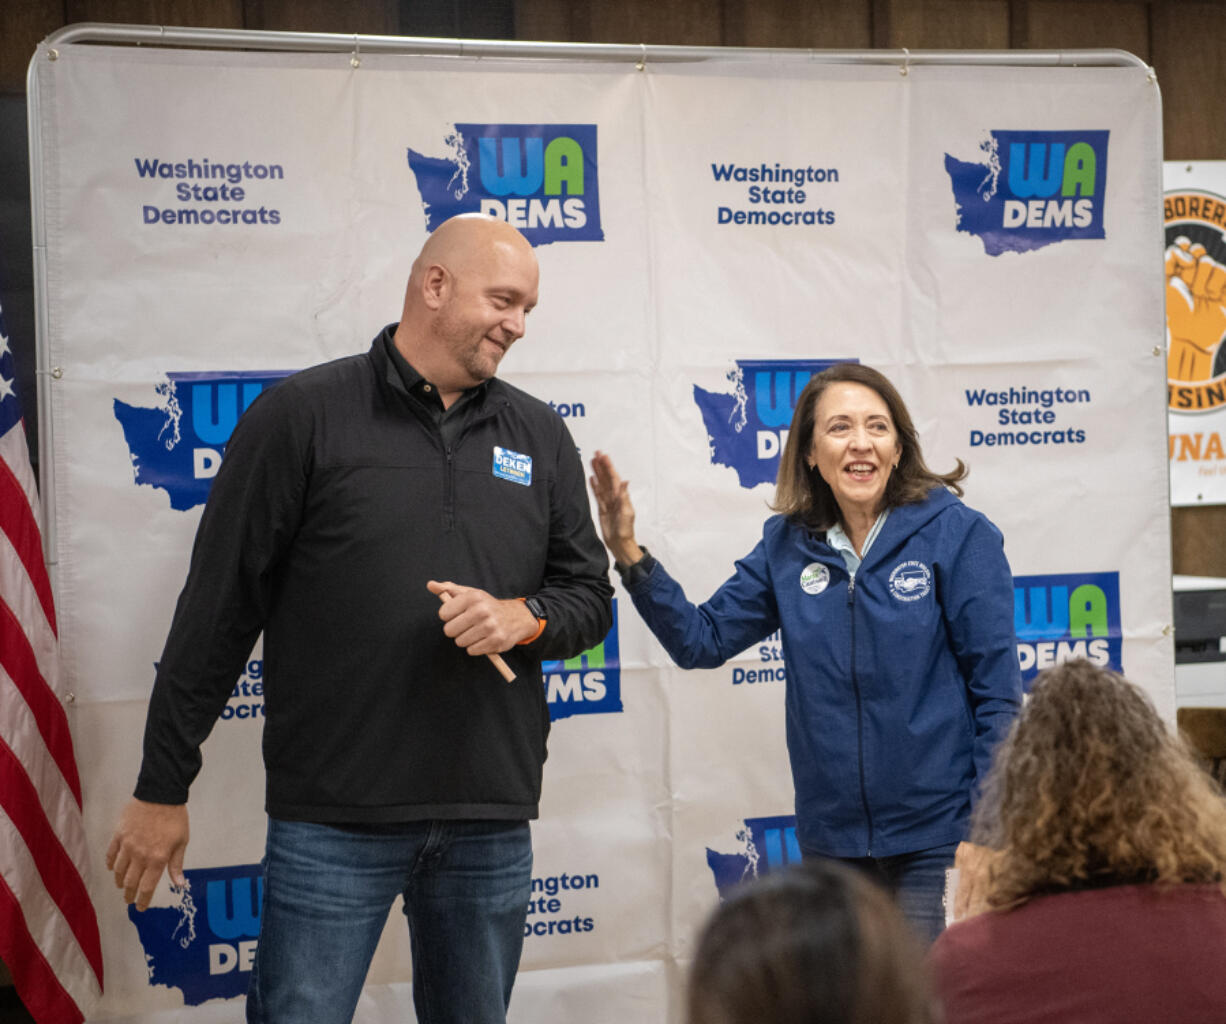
[[64, 692, 76, 705], [636, 44, 646, 72], [47, 48, 58, 61], [350, 35, 361, 69], [1152, 345, 1163, 357], [899, 47, 910, 77], [37, 366, 64, 380]]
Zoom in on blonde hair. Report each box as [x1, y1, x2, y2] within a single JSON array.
[[973, 659, 1226, 908]]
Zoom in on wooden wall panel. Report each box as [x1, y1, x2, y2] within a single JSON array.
[[245, 0, 398, 34], [1, 3, 65, 94], [64, 0, 243, 29], [515, 0, 589, 43], [724, 0, 872, 49], [1018, 0, 1149, 60], [587, 0, 724, 47], [1157, 6, 1226, 553], [877, 0, 1011, 50], [1172, 506, 1226, 577], [1153, 3, 1226, 160], [1177, 707, 1226, 759], [396, 0, 515, 39]]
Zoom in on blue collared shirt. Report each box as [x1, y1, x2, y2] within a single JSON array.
[[826, 508, 891, 578]]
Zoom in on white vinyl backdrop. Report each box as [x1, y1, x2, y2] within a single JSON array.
[[28, 34, 1170, 1022]]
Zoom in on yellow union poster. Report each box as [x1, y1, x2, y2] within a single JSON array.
[[1165, 163, 1226, 503]]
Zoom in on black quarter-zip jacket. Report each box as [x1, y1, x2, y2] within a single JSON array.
[[135, 326, 613, 822]]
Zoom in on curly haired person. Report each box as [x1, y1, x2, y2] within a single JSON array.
[[930, 658, 1226, 1023]]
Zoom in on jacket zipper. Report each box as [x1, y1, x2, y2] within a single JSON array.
[[438, 399, 508, 535], [444, 444, 455, 531], [848, 574, 874, 857]]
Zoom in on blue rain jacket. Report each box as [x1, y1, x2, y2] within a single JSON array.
[[626, 487, 1021, 857]]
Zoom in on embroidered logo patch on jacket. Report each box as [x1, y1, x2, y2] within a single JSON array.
[[888, 561, 932, 602]]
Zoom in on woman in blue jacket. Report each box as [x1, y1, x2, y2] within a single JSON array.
[[590, 362, 1022, 942]]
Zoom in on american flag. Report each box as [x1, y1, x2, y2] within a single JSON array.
[[0, 298, 102, 1021]]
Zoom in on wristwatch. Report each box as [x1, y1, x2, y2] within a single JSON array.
[[517, 596, 548, 645]]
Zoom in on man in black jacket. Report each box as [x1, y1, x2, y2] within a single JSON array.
[[106, 215, 614, 1023]]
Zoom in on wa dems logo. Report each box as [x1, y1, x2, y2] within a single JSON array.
[[945, 130, 1108, 256], [543, 599, 622, 720], [693, 359, 846, 489], [114, 371, 291, 510], [706, 814, 800, 900], [127, 863, 262, 1006], [407, 124, 603, 246], [1014, 571, 1122, 685]]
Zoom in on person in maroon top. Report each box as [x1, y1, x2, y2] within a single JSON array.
[[930, 659, 1226, 1024]]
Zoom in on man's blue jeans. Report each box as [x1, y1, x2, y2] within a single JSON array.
[[246, 817, 533, 1024]]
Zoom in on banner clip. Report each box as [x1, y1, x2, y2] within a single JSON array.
[[350, 35, 361, 69], [898, 47, 911, 77], [635, 43, 646, 72]]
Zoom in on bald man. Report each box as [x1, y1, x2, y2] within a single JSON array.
[[107, 215, 613, 1023]]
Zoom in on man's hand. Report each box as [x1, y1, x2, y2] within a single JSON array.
[[106, 798, 189, 911], [588, 451, 643, 568], [952, 840, 996, 922], [1166, 236, 1226, 382], [427, 580, 537, 655]]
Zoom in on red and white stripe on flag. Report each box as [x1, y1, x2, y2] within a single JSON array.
[[0, 304, 103, 1022]]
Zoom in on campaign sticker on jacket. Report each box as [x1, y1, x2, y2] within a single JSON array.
[[799, 562, 830, 595], [492, 445, 533, 486], [888, 560, 932, 602]]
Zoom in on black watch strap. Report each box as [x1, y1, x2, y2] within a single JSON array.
[[615, 547, 654, 586]]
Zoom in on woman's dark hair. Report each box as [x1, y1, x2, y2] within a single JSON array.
[[771, 362, 966, 532], [687, 860, 937, 1024]]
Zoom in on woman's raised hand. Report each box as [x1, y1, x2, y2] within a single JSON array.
[[589, 450, 644, 568]]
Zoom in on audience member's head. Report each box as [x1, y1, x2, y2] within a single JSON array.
[[973, 658, 1226, 909], [687, 859, 937, 1024]]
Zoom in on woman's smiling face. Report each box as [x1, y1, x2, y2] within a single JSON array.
[[808, 381, 902, 522]]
